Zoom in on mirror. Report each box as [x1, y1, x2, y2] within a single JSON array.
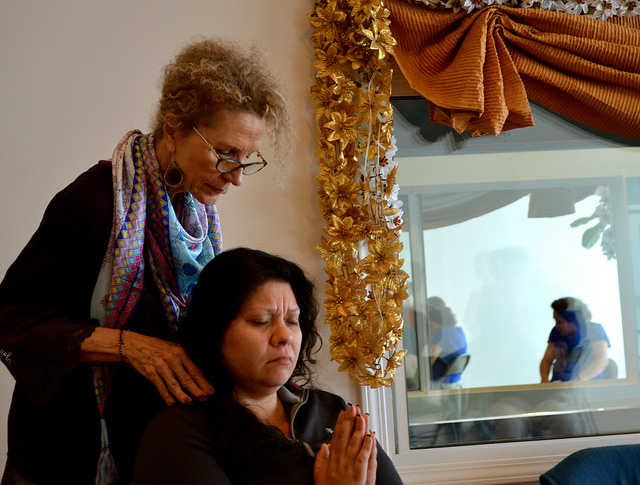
[[402, 178, 627, 391], [392, 98, 640, 448]]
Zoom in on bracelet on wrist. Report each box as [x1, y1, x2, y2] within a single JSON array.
[[118, 329, 126, 362]]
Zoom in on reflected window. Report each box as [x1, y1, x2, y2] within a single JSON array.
[[400, 177, 640, 448]]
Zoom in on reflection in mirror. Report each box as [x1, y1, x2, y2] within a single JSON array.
[[404, 179, 625, 391], [400, 176, 640, 448]]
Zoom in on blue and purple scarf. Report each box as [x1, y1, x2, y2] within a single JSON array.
[[89, 130, 222, 484]]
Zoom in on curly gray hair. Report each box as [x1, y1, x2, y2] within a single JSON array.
[[153, 37, 292, 161]]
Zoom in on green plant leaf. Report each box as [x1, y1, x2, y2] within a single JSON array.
[[570, 215, 597, 228], [582, 224, 603, 249]]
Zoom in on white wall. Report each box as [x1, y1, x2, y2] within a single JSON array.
[[0, 0, 359, 471]]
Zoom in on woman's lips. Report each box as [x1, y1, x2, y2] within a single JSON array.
[[269, 356, 293, 365], [206, 184, 226, 195]]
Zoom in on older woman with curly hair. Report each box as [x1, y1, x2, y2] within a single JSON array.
[[0, 37, 291, 485]]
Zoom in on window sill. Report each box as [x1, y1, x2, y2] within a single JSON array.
[[362, 384, 640, 485]]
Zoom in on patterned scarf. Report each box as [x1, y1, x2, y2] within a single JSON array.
[[89, 131, 223, 484]]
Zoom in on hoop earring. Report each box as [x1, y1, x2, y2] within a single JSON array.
[[164, 157, 184, 188]]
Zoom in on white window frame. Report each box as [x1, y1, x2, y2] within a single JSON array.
[[362, 378, 640, 484], [366, 147, 640, 484]]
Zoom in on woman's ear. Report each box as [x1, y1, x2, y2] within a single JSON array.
[[162, 113, 180, 154]]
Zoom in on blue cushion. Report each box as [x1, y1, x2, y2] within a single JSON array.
[[540, 444, 640, 485]]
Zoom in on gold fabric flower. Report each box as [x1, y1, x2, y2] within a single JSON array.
[[313, 44, 347, 81], [324, 111, 360, 151], [362, 89, 393, 124], [311, 83, 338, 122], [325, 278, 365, 319], [331, 75, 360, 104], [309, 2, 347, 47], [321, 173, 361, 213], [360, 14, 397, 60], [359, 237, 404, 274], [324, 214, 362, 253], [317, 236, 349, 270]]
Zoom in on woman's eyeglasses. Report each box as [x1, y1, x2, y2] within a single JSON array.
[[192, 126, 267, 175]]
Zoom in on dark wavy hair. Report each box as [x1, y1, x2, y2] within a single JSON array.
[[551, 297, 592, 328], [179, 247, 320, 396], [178, 248, 321, 480], [427, 296, 456, 328]]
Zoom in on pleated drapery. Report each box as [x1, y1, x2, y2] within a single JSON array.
[[386, 0, 640, 139]]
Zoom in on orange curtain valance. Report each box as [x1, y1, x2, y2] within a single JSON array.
[[386, 0, 640, 139]]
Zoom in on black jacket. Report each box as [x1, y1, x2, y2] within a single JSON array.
[[134, 387, 404, 484]]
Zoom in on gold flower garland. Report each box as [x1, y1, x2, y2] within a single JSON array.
[[310, 0, 408, 387]]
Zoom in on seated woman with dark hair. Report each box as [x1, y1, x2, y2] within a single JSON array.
[[540, 296, 610, 383], [134, 248, 403, 485], [428, 297, 467, 388]]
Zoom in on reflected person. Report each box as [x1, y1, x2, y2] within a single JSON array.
[[428, 297, 468, 388], [491, 297, 610, 441], [540, 297, 610, 383]]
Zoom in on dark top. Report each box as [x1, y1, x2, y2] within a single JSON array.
[[134, 387, 404, 485], [431, 327, 467, 383], [548, 322, 610, 381], [0, 161, 171, 484]]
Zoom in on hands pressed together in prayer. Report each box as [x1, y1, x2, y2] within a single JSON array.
[[314, 404, 378, 485]]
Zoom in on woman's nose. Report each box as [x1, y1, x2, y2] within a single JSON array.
[[271, 320, 293, 345], [224, 168, 243, 186]]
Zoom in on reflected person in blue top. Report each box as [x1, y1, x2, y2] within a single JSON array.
[[428, 297, 468, 388], [540, 297, 610, 383]]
